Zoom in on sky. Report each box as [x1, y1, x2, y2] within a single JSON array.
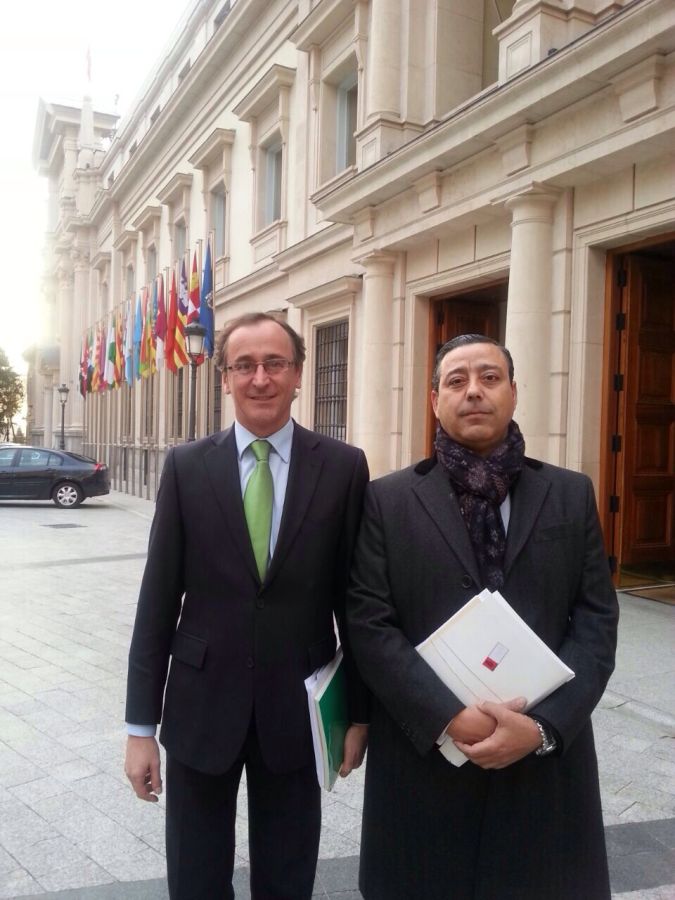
[[0, 1, 193, 375]]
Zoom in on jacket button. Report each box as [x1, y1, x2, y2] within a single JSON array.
[[461, 575, 473, 589], [246, 657, 254, 668]]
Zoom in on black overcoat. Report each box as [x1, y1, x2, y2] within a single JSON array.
[[126, 423, 369, 775], [347, 457, 618, 900]]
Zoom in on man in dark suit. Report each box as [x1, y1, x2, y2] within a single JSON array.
[[348, 334, 618, 899], [125, 313, 369, 900]]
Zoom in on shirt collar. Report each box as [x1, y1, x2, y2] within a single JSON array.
[[234, 418, 294, 463]]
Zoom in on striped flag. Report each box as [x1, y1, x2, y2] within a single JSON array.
[[155, 274, 167, 369], [176, 259, 189, 368], [187, 251, 200, 323]]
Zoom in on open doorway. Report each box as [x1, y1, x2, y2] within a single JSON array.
[[427, 281, 507, 456]]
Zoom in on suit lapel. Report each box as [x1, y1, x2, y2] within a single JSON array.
[[204, 427, 260, 582], [503, 463, 550, 576], [265, 424, 323, 584], [412, 463, 482, 586]]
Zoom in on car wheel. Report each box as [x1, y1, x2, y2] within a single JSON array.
[[53, 482, 84, 508]]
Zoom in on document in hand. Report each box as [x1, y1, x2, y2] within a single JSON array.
[[304, 648, 348, 791], [416, 589, 574, 767]]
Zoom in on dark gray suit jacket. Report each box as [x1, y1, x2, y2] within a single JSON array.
[[126, 423, 369, 775]]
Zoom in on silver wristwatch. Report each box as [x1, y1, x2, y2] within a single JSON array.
[[532, 718, 557, 757]]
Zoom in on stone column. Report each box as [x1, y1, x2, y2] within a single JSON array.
[[504, 184, 559, 462], [56, 259, 75, 440], [354, 252, 396, 476], [71, 248, 90, 443], [366, 0, 402, 121]]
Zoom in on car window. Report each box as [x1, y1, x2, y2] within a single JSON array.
[[48, 453, 64, 467], [0, 448, 16, 467], [18, 449, 52, 468]]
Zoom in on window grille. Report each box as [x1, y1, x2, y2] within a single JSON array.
[[314, 320, 348, 442]]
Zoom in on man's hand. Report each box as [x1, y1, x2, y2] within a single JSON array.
[[445, 705, 498, 744], [125, 735, 162, 802], [454, 698, 540, 769], [339, 724, 368, 777]]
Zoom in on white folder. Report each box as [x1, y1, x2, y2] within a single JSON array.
[[416, 589, 574, 766]]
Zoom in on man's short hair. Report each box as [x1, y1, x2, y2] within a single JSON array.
[[214, 312, 307, 372], [432, 334, 514, 390]]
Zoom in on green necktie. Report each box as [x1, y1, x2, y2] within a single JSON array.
[[244, 440, 273, 580]]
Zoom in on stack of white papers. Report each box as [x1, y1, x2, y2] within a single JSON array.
[[416, 589, 574, 766]]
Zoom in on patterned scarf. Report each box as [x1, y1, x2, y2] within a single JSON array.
[[435, 420, 525, 590]]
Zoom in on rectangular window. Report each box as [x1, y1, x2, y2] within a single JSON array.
[[336, 74, 358, 172], [211, 366, 222, 434], [211, 186, 226, 258], [175, 222, 187, 264], [313, 320, 348, 442], [146, 246, 157, 282], [264, 143, 282, 226], [126, 265, 135, 299]]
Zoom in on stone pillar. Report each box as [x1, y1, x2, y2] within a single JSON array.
[[366, 0, 402, 121], [56, 260, 75, 438], [71, 248, 90, 443], [504, 184, 558, 462], [355, 252, 396, 476]]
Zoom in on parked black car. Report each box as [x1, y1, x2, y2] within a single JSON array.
[[0, 445, 110, 508]]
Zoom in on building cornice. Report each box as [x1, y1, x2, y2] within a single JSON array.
[[313, 0, 675, 224], [274, 223, 353, 272]]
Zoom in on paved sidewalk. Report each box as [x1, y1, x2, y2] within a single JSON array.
[[0, 491, 673, 899]]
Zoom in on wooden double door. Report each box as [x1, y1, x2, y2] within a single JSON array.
[[603, 245, 675, 577]]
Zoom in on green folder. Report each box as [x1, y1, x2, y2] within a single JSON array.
[[305, 648, 348, 791]]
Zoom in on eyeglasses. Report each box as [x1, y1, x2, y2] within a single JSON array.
[[226, 358, 295, 377]]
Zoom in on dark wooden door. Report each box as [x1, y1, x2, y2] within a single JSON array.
[[619, 256, 675, 566]]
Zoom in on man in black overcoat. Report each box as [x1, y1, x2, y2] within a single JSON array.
[[124, 313, 369, 900], [348, 333, 618, 899]]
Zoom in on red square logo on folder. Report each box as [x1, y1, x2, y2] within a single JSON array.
[[483, 642, 508, 671]]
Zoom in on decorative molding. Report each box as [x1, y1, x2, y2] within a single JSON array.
[[292, 0, 357, 52], [113, 229, 138, 253], [414, 172, 443, 214], [188, 128, 236, 172], [353, 206, 376, 242], [290, 275, 362, 309], [612, 54, 664, 123], [495, 124, 535, 176], [233, 65, 296, 122], [157, 173, 193, 208]]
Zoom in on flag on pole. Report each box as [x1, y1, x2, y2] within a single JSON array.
[[124, 300, 133, 384], [139, 286, 155, 378], [114, 310, 124, 387], [176, 259, 189, 368], [133, 293, 142, 380], [79, 333, 88, 397], [104, 317, 115, 387], [155, 274, 167, 368], [99, 322, 108, 391], [87, 330, 94, 393], [187, 251, 200, 323], [165, 270, 177, 374], [91, 326, 101, 393], [200, 238, 215, 358]]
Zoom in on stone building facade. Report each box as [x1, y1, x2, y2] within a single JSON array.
[[30, 0, 675, 583]]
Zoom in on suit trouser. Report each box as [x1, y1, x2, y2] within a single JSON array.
[[165, 720, 321, 900]]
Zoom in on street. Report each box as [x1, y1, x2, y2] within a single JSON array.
[[0, 493, 673, 899]]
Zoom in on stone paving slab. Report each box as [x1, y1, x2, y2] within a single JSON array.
[[1, 494, 674, 898]]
